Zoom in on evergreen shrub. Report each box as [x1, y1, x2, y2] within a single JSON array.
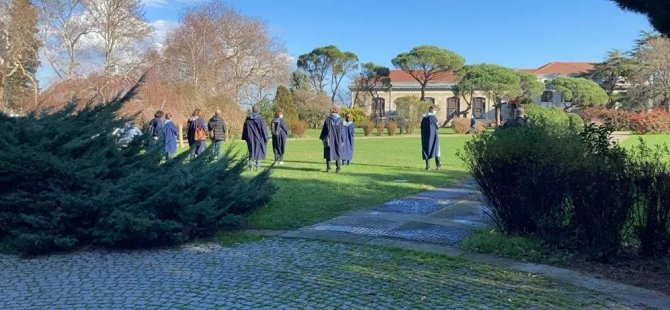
[[0, 87, 275, 256]]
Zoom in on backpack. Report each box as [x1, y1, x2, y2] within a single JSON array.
[[194, 126, 207, 141]]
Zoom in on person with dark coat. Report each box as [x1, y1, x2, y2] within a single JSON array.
[[186, 109, 208, 159], [469, 114, 476, 134], [163, 113, 178, 160], [341, 113, 355, 165], [319, 106, 344, 173], [242, 106, 268, 170], [149, 111, 164, 139], [208, 109, 227, 160], [421, 106, 441, 170], [271, 110, 288, 165]]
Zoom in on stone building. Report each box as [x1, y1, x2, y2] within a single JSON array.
[[351, 70, 497, 124]]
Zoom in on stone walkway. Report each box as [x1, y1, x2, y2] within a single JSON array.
[[279, 179, 489, 246], [0, 179, 667, 309]]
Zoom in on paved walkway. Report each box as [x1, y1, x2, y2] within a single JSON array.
[[0, 179, 667, 309], [278, 179, 489, 246]]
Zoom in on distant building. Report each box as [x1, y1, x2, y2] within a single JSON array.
[[520, 62, 594, 107], [350, 62, 597, 124], [350, 70, 497, 125]]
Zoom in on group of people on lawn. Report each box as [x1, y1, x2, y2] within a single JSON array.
[[148, 104, 443, 172]]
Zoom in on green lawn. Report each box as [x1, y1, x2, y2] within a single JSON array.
[[190, 133, 472, 230], [620, 134, 670, 148]]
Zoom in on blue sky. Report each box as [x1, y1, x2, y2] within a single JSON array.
[[142, 0, 653, 69]]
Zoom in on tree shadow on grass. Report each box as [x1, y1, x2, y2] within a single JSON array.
[[248, 168, 472, 230]]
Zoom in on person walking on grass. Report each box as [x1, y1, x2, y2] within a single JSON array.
[[208, 109, 227, 160], [149, 110, 164, 144], [242, 105, 268, 170], [421, 106, 441, 170], [163, 113, 178, 160], [271, 110, 288, 165], [320, 105, 344, 173], [341, 113, 355, 165], [187, 109, 208, 159]]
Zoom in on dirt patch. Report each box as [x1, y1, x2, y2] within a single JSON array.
[[560, 248, 670, 296]]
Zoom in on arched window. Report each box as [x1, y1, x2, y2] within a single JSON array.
[[473, 97, 486, 119], [372, 97, 385, 118], [541, 91, 554, 103], [447, 97, 460, 118], [423, 97, 435, 104]]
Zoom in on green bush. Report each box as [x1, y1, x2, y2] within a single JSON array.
[[0, 87, 275, 256], [340, 106, 368, 123], [569, 125, 634, 260], [523, 104, 582, 132], [395, 96, 431, 134], [461, 124, 578, 241], [461, 122, 637, 260], [628, 140, 670, 256]]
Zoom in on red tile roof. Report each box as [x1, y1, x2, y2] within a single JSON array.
[[525, 62, 594, 75], [389, 70, 458, 83]]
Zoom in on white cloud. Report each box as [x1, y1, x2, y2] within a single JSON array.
[[141, 0, 170, 8], [150, 19, 180, 47], [141, 0, 204, 9]]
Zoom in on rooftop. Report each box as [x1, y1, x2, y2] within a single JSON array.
[[522, 62, 594, 75]]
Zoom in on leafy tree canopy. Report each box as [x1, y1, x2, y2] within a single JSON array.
[[550, 76, 609, 110]]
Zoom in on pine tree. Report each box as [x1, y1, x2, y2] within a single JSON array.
[[0, 82, 275, 255], [273, 85, 297, 121]]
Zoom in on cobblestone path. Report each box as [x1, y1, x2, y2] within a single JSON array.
[[0, 239, 636, 309]]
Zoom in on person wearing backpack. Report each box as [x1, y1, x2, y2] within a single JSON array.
[[187, 109, 208, 159], [208, 109, 227, 160]]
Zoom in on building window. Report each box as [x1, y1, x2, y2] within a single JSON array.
[[372, 97, 385, 118], [473, 97, 486, 119], [541, 91, 554, 103], [447, 97, 460, 117], [423, 97, 435, 104]]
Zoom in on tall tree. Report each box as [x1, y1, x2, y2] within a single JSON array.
[[0, 0, 41, 111], [352, 62, 390, 107], [518, 71, 544, 99], [628, 34, 670, 111], [391, 45, 464, 101], [296, 45, 358, 103], [453, 64, 521, 125], [273, 85, 297, 121], [289, 70, 310, 91], [84, 0, 152, 75], [36, 0, 92, 80], [296, 48, 330, 92], [611, 0, 670, 37], [161, 1, 290, 103], [584, 49, 637, 107], [550, 76, 609, 111]]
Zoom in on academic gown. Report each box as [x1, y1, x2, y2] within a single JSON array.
[[421, 113, 441, 160], [341, 121, 355, 161], [319, 114, 344, 161], [163, 120, 178, 154], [242, 113, 268, 160], [271, 117, 288, 157]]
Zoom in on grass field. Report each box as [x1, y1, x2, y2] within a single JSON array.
[[185, 132, 472, 230], [620, 134, 670, 148]]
